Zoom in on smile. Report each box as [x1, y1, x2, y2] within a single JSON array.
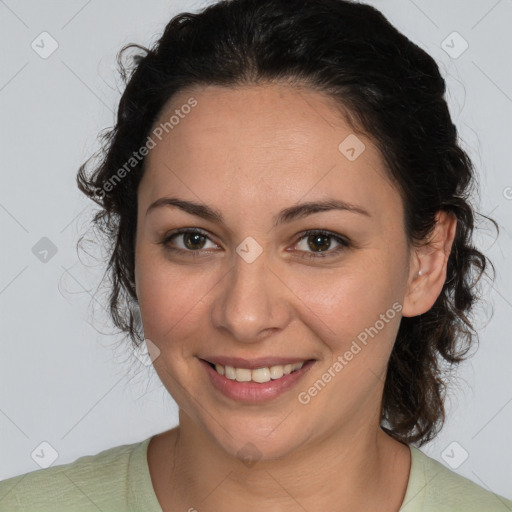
[[210, 361, 305, 383], [199, 357, 316, 403]]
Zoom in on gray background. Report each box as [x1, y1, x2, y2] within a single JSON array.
[[0, 0, 511, 501]]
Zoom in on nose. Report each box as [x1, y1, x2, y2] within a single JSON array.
[[210, 250, 293, 343]]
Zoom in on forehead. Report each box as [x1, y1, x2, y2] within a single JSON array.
[[139, 83, 401, 223]]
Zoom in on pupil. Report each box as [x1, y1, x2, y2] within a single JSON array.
[[184, 233, 205, 250], [308, 234, 330, 252]]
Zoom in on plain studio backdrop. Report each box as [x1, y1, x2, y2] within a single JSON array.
[[0, 0, 511, 500]]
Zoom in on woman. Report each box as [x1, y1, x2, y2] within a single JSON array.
[[1, 0, 510, 510]]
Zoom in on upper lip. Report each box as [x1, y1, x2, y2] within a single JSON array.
[[200, 356, 314, 369]]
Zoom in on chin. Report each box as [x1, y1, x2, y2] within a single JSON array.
[[204, 416, 311, 465]]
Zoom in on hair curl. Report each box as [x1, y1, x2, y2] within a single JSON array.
[[77, 0, 497, 446]]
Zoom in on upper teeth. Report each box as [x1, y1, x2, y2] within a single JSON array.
[[214, 362, 305, 383]]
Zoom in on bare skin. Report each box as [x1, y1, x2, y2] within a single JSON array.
[[135, 82, 457, 511]]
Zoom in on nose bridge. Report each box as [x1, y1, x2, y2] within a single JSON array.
[[211, 245, 291, 342]]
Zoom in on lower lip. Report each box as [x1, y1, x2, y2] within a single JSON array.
[[200, 359, 315, 403]]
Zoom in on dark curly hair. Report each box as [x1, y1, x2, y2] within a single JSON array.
[[76, 0, 497, 446]]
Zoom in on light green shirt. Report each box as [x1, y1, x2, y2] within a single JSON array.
[[0, 437, 511, 511]]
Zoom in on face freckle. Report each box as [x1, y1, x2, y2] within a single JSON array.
[[134, 83, 412, 460]]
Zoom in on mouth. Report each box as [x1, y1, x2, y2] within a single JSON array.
[[203, 360, 308, 383], [199, 357, 316, 403]]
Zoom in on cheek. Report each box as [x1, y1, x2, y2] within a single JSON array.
[[135, 251, 218, 349], [288, 268, 403, 415], [285, 262, 403, 360]]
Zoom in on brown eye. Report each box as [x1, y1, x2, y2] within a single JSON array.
[[307, 233, 332, 252], [182, 232, 207, 250], [161, 228, 218, 253], [294, 230, 350, 259]]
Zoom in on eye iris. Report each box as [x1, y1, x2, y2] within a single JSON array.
[[308, 234, 331, 252], [184, 232, 205, 250]]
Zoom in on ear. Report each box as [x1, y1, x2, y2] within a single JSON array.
[[402, 210, 457, 318]]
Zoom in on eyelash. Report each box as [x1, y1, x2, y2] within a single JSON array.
[[159, 228, 351, 260]]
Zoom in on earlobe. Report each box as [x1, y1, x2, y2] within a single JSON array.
[[402, 211, 457, 318]]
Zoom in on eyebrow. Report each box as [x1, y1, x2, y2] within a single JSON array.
[[146, 197, 371, 227]]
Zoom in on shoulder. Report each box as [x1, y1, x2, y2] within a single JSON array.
[[0, 437, 154, 512], [400, 445, 512, 512]]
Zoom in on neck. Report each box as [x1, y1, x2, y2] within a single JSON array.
[[154, 412, 411, 511]]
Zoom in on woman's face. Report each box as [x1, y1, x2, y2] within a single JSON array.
[[135, 83, 415, 460]]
